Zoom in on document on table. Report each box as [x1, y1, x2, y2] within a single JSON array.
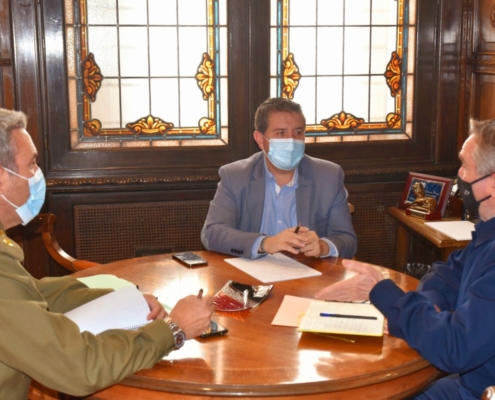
[[424, 220, 475, 241], [298, 300, 384, 337], [65, 286, 151, 335], [271, 295, 312, 327], [225, 253, 322, 283]]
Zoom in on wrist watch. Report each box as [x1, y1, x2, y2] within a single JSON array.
[[259, 236, 268, 254], [164, 316, 186, 349]]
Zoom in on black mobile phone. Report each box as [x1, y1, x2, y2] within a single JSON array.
[[172, 252, 208, 267], [200, 320, 228, 338]]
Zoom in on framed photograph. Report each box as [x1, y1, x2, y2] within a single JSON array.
[[399, 172, 454, 217]]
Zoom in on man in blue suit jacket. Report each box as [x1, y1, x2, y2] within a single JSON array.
[[201, 98, 357, 260]]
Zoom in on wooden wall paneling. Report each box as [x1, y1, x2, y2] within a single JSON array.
[[435, 1, 463, 163], [457, 0, 475, 148], [0, 0, 15, 109], [479, 0, 495, 51], [46, 189, 217, 276]]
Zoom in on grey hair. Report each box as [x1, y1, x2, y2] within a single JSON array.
[[469, 119, 495, 176], [0, 108, 27, 171]]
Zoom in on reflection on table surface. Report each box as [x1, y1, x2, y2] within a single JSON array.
[[73, 251, 441, 400]]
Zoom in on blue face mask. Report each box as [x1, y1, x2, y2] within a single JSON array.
[[1, 167, 46, 225], [263, 138, 305, 171]]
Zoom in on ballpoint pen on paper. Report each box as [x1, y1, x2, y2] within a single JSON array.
[[197, 288, 203, 299], [319, 313, 377, 320]]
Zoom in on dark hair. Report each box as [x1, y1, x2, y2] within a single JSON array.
[[254, 98, 305, 134], [0, 109, 27, 171], [469, 119, 495, 175]]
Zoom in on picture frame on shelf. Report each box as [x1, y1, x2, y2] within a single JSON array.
[[399, 172, 454, 220]]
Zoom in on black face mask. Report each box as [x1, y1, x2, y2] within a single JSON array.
[[457, 174, 491, 218]]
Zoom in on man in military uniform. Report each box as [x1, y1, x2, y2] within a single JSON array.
[[0, 108, 215, 399]]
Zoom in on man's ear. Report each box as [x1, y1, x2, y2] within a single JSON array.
[[253, 131, 265, 151], [0, 166, 5, 193]]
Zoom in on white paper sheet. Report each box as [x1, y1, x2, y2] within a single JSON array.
[[425, 221, 475, 241], [271, 295, 312, 327], [65, 286, 151, 334], [225, 253, 322, 283]]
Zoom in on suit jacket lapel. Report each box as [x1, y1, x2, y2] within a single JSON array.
[[296, 158, 312, 227], [247, 154, 266, 231]]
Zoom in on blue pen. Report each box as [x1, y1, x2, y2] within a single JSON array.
[[320, 313, 377, 320]]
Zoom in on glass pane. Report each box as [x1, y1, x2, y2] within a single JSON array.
[[369, 76, 393, 122], [219, 0, 227, 25], [270, 28, 277, 77], [317, 28, 343, 75], [119, 27, 149, 77], [343, 76, 369, 119], [220, 27, 228, 76], [372, 0, 397, 26], [87, 0, 117, 25], [149, 27, 178, 76], [66, 27, 76, 77], [92, 79, 121, 127], [289, 0, 316, 26], [149, 0, 177, 25], [290, 27, 316, 75], [118, 0, 147, 25], [317, 77, 343, 121], [121, 79, 150, 122], [178, 0, 206, 25], [178, 27, 208, 76], [88, 27, 119, 76], [345, 0, 370, 26], [370, 27, 396, 75], [221, 77, 228, 126], [180, 78, 207, 126], [271, 0, 278, 26], [344, 27, 370, 75], [318, 0, 343, 26], [293, 77, 316, 124], [150, 78, 179, 123]]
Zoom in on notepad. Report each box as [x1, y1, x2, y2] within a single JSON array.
[[298, 300, 384, 337], [65, 286, 151, 334]]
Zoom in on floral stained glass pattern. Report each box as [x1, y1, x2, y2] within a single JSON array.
[[270, 0, 416, 142], [66, 0, 228, 149]]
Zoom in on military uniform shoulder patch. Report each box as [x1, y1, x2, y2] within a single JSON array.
[[0, 230, 24, 262]]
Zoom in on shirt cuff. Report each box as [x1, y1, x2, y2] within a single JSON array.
[[320, 238, 338, 258], [250, 236, 266, 259]]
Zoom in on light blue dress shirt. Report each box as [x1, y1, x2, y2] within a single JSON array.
[[250, 158, 337, 258]]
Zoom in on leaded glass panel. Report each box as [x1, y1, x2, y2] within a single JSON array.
[[66, 0, 228, 149], [271, 0, 416, 142]]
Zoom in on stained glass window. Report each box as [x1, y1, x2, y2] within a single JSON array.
[[270, 0, 416, 143], [66, 0, 227, 149]]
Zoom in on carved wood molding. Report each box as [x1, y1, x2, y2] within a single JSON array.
[[345, 163, 460, 177], [45, 164, 459, 187], [46, 174, 219, 187]]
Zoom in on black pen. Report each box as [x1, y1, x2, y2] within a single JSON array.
[[320, 313, 377, 320], [197, 288, 203, 299], [294, 222, 302, 234]]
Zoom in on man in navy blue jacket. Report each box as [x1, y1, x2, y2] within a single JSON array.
[[315, 119, 495, 400]]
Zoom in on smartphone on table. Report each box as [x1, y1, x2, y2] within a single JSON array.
[[172, 252, 208, 267], [200, 320, 229, 338]]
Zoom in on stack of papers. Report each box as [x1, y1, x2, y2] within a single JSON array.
[[424, 221, 475, 241]]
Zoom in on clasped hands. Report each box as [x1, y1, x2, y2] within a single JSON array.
[[143, 293, 215, 340], [262, 225, 329, 258], [314, 259, 385, 302]]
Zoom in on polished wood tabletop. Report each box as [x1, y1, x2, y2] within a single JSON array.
[[73, 251, 441, 400]]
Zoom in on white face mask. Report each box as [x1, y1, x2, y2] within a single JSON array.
[[1, 167, 46, 225], [263, 137, 305, 170]]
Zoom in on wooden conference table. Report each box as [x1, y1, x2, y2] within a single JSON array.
[[72, 251, 441, 400]]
